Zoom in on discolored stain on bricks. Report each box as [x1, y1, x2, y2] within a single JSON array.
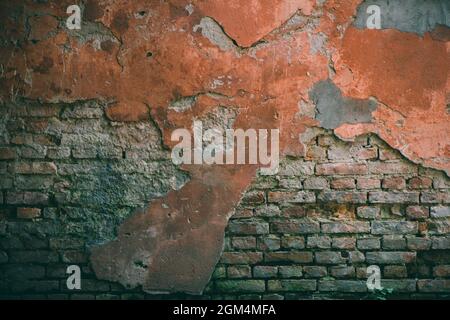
[[309, 79, 377, 130], [430, 24, 450, 42], [32, 56, 53, 74], [100, 40, 115, 54], [84, 0, 104, 22], [111, 11, 129, 35]]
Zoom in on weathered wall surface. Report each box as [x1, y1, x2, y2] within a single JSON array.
[[0, 0, 449, 299]]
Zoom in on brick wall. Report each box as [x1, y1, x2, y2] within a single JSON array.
[[1, 101, 449, 299]]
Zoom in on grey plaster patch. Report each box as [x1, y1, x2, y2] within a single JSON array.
[[309, 79, 377, 129], [193, 17, 236, 51], [353, 0, 450, 35]]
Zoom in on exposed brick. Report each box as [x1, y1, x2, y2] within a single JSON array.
[[281, 206, 306, 218], [255, 205, 281, 217], [322, 221, 370, 234], [228, 221, 269, 235], [279, 161, 314, 176], [278, 266, 302, 278], [227, 265, 251, 279], [265, 251, 313, 264], [421, 192, 450, 204], [433, 265, 450, 277], [327, 145, 352, 161], [430, 206, 450, 218], [384, 266, 407, 278], [14, 162, 57, 174], [27, 105, 60, 117], [379, 148, 401, 160], [212, 267, 226, 279], [303, 266, 327, 278], [382, 177, 406, 190], [316, 163, 368, 175], [278, 178, 302, 189], [431, 237, 450, 250], [72, 147, 97, 159], [428, 220, 450, 235], [303, 177, 329, 190], [257, 236, 280, 251], [17, 208, 41, 219], [281, 236, 305, 249], [62, 250, 88, 263], [268, 280, 316, 292], [305, 145, 326, 161], [357, 178, 380, 190], [318, 280, 367, 292], [330, 266, 355, 278], [20, 145, 46, 159], [369, 162, 417, 175], [381, 280, 416, 292], [253, 266, 278, 278], [9, 251, 59, 264], [231, 237, 256, 250], [371, 221, 418, 235], [406, 206, 429, 220], [0, 147, 17, 160], [331, 237, 356, 249], [357, 238, 380, 250], [315, 251, 346, 264], [406, 237, 432, 250], [216, 280, 266, 293], [366, 252, 416, 264], [220, 252, 263, 265], [49, 238, 84, 250], [318, 191, 367, 204], [357, 206, 380, 219], [417, 280, 450, 293], [331, 178, 355, 189], [369, 191, 419, 204], [241, 191, 265, 205], [268, 191, 315, 203], [307, 236, 331, 249], [382, 236, 406, 250], [408, 177, 432, 189], [271, 220, 320, 234], [352, 147, 378, 160]]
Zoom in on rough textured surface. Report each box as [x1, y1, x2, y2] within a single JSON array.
[[0, 0, 449, 298], [354, 0, 450, 35]]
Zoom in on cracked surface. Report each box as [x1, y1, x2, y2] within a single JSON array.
[[0, 0, 449, 294]]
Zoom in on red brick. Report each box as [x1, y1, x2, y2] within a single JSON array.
[[379, 149, 401, 160], [357, 178, 380, 189], [241, 191, 265, 205], [17, 207, 41, 219], [316, 163, 368, 175], [331, 178, 356, 189], [352, 147, 378, 160], [0, 147, 17, 160], [369, 162, 416, 174], [281, 206, 306, 218], [406, 206, 429, 220], [408, 177, 432, 189], [382, 177, 406, 190], [14, 162, 57, 174]]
